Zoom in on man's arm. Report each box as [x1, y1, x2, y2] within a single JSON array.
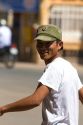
[[0, 83, 50, 116], [79, 87, 83, 104]]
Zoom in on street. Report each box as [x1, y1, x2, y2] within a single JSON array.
[[0, 62, 83, 125]]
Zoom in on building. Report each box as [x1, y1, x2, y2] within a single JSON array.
[[0, 0, 83, 64], [40, 0, 83, 57]]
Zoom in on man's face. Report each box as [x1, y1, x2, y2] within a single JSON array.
[[36, 40, 62, 64]]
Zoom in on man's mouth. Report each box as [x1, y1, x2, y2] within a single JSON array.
[[40, 52, 48, 55]]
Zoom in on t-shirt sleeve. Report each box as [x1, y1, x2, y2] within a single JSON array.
[[38, 64, 62, 91]]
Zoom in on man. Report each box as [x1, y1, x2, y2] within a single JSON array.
[[0, 24, 83, 125], [0, 19, 12, 54]]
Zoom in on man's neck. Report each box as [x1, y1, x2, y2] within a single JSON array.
[[45, 55, 60, 65]]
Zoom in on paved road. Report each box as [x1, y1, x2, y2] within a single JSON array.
[[0, 62, 82, 125]]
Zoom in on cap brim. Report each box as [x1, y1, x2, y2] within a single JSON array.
[[34, 35, 56, 42]]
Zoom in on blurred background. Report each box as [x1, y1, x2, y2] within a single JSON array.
[[0, 1, 83, 125], [0, 0, 82, 65]]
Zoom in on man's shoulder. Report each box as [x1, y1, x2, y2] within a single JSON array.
[[52, 57, 66, 65], [50, 57, 75, 71]]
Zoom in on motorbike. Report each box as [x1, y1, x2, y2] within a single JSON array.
[[0, 43, 18, 68]]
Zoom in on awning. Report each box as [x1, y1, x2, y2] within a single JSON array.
[[0, 0, 40, 13]]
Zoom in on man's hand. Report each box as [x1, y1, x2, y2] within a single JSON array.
[[0, 107, 4, 116]]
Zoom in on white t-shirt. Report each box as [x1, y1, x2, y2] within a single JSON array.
[[0, 26, 12, 48], [38, 57, 83, 125]]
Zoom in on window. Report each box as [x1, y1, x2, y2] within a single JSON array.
[[49, 5, 83, 31], [49, 5, 83, 42]]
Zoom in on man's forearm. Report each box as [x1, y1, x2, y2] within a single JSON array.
[[0, 94, 40, 114]]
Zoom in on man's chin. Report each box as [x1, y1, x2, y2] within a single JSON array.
[[40, 55, 50, 61], [41, 57, 49, 62]]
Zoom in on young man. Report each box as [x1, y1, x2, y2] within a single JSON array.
[[0, 24, 83, 125], [0, 19, 12, 52]]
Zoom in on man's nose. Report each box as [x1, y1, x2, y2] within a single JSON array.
[[40, 45, 46, 50]]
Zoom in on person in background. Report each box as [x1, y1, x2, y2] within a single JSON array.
[[0, 19, 12, 54], [0, 24, 83, 125]]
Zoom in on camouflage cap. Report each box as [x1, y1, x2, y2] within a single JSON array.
[[34, 24, 62, 42]]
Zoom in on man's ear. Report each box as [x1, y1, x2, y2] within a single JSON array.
[[58, 41, 63, 50]]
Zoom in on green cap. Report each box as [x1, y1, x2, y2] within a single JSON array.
[[34, 24, 62, 42]]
